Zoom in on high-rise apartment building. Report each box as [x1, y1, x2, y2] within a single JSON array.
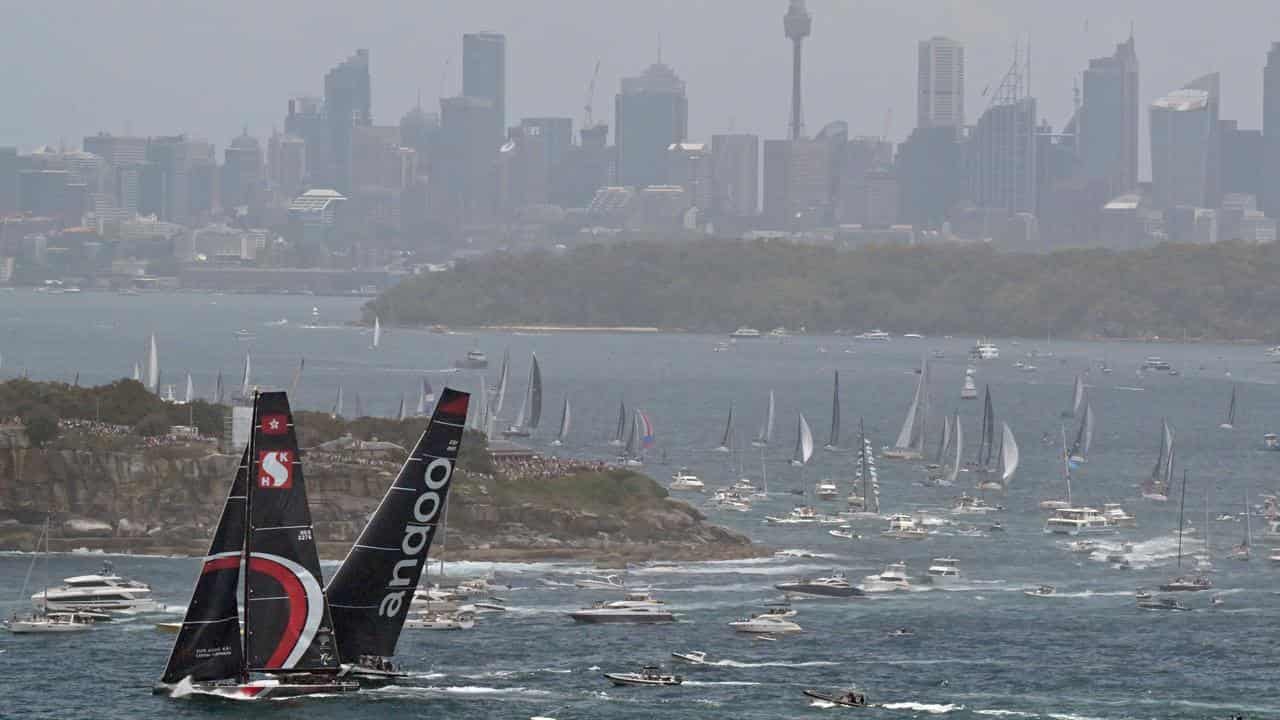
[[463, 33, 507, 137], [666, 142, 712, 213], [324, 49, 372, 193], [762, 138, 830, 227], [710, 134, 759, 218], [222, 131, 264, 210], [1079, 35, 1139, 198], [615, 62, 688, 188], [1150, 74, 1220, 210], [1263, 43, 1280, 217], [0, 147, 17, 214], [436, 96, 501, 225], [268, 132, 307, 201], [917, 37, 965, 129]]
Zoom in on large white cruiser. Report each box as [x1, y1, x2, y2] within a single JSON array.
[[34, 561, 159, 613], [861, 562, 912, 593], [1043, 507, 1115, 536]]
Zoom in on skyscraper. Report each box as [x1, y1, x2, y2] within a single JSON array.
[[324, 49, 372, 193], [1150, 74, 1219, 210], [615, 62, 688, 188], [917, 37, 965, 129], [463, 33, 507, 137], [1080, 34, 1139, 198], [763, 138, 830, 227], [784, 1, 812, 140], [0, 147, 17, 215], [1264, 43, 1280, 218], [436, 96, 501, 225], [968, 55, 1037, 215], [222, 131, 264, 210], [711, 134, 760, 218]]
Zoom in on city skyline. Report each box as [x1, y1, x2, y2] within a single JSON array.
[[2, 1, 1276, 181]]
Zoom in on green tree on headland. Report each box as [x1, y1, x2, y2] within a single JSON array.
[[367, 240, 1280, 341]]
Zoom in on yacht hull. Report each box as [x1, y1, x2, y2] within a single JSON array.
[[773, 582, 865, 598]]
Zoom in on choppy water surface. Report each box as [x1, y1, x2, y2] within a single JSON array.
[[2, 289, 1278, 719]]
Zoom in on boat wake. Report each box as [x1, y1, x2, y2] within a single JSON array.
[[681, 680, 762, 686], [711, 659, 839, 668], [879, 701, 964, 714]]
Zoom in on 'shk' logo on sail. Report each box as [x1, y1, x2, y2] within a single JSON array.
[[258, 451, 292, 489]]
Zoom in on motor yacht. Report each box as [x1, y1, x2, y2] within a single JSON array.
[[729, 327, 762, 339], [1137, 595, 1189, 611], [774, 572, 865, 598], [5, 611, 95, 634], [1043, 507, 1115, 536], [970, 339, 999, 360], [728, 613, 803, 634], [1159, 575, 1213, 592], [1023, 584, 1056, 598], [604, 666, 684, 687], [860, 563, 911, 593], [925, 558, 962, 587], [33, 561, 159, 613], [669, 468, 705, 492], [815, 479, 840, 501], [881, 514, 928, 540], [853, 330, 891, 342], [828, 528, 857, 540], [570, 594, 675, 623], [404, 610, 476, 630], [671, 650, 710, 665], [454, 349, 489, 369], [765, 506, 819, 526], [1102, 503, 1138, 528], [1141, 356, 1172, 371]]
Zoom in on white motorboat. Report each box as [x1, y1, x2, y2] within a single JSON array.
[[828, 528, 857, 540], [1043, 507, 1115, 536], [861, 563, 911, 593], [404, 611, 476, 630], [1141, 356, 1172, 371], [881, 514, 928, 540], [775, 573, 865, 598], [1137, 595, 1189, 611], [971, 339, 999, 360], [570, 602, 675, 624], [575, 574, 627, 591], [669, 468, 705, 492], [925, 558, 962, 587], [1102, 503, 1138, 528], [854, 330, 891, 342], [604, 666, 684, 686], [671, 650, 710, 665], [1023, 584, 1056, 598], [729, 613, 803, 634], [815, 479, 840, 501], [34, 561, 159, 613], [1067, 540, 1099, 554], [730, 327, 762, 339], [5, 611, 94, 634], [766, 506, 819, 526], [950, 494, 998, 514], [1265, 433, 1280, 450]]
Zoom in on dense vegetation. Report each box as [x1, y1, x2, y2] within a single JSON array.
[[369, 240, 1280, 341]]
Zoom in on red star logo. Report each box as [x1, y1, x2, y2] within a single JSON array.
[[261, 413, 288, 435]]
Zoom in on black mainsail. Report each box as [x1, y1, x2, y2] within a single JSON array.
[[610, 398, 627, 446], [326, 388, 470, 664], [716, 404, 734, 452], [973, 385, 996, 469], [161, 448, 249, 684], [824, 370, 841, 450], [244, 391, 340, 675]]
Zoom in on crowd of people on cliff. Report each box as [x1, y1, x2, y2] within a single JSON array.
[[494, 456, 614, 482]]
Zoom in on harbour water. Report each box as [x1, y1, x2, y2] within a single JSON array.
[[1, 289, 1278, 718]]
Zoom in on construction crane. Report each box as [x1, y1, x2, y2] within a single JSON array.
[[583, 60, 601, 129]]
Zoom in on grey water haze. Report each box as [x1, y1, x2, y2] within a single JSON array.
[[2, 0, 1275, 178]]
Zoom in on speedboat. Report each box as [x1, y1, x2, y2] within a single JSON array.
[[729, 327, 762, 339], [970, 339, 999, 360], [671, 650, 710, 665], [1023, 584, 1056, 598], [860, 563, 911, 593], [881, 514, 928, 540], [925, 558, 962, 587], [803, 689, 871, 708], [1159, 575, 1213, 592], [1102, 503, 1138, 528], [604, 666, 683, 687], [888, 627, 915, 637], [669, 468, 705, 492], [854, 330, 891, 342], [5, 611, 94, 634], [34, 561, 159, 613], [1141, 356, 1172, 371], [1067, 540, 1099, 554], [729, 613, 803, 634], [570, 601, 675, 624], [404, 611, 476, 630], [1138, 595, 1189, 611], [815, 479, 840, 501], [775, 572, 865, 598], [1043, 507, 1115, 536], [1039, 498, 1072, 511], [575, 574, 627, 591], [828, 528, 857, 540], [950, 494, 998, 514], [454, 349, 489, 369]]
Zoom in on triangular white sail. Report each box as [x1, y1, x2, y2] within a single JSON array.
[[132, 362, 141, 382], [371, 316, 381, 349], [947, 415, 963, 486], [183, 372, 194, 404], [792, 412, 814, 466], [1222, 385, 1237, 429], [490, 351, 510, 423], [146, 334, 160, 393], [892, 358, 928, 451], [1000, 422, 1019, 485], [240, 352, 251, 399], [552, 395, 571, 445], [753, 391, 775, 446], [332, 385, 344, 419], [397, 393, 407, 421], [1070, 374, 1085, 417]]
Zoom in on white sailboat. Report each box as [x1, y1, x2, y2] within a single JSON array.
[[181, 372, 194, 405], [416, 378, 434, 415], [370, 316, 382, 349], [487, 351, 510, 438], [145, 333, 160, 393], [1040, 426, 1074, 510], [551, 395, 571, 446], [332, 385, 345, 419], [132, 362, 141, 382], [608, 398, 627, 447], [1068, 403, 1094, 465], [947, 414, 963, 487], [1065, 374, 1085, 418], [976, 421, 1018, 492], [238, 352, 252, 401], [1142, 419, 1174, 502], [5, 519, 93, 634], [503, 353, 543, 437], [885, 355, 929, 460], [397, 394, 407, 421], [1220, 385, 1237, 430], [791, 412, 814, 467], [848, 419, 881, 513], [751, 390, 775, 447]]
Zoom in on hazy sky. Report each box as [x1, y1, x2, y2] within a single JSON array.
[[1, 1, 1275, 178]]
